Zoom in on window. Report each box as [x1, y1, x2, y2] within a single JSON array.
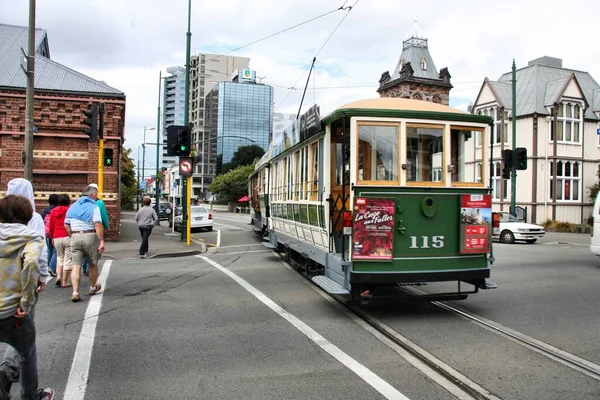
[[475, 162, 482, 183], [450, 128, 482, 184], [552, 102, 582, 144], [476, 107, 508, 145], [549, 160, 580, 201], [406, 125, 443, 183], [491, 162, 508, 200], [357, 124, 399, 183], [421, 58, 427, 70], [309, 142, 319, 200]]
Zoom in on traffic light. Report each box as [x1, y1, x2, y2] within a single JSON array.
[[502, 167, 511, 179], [502, 149, 513, 170], [103, 148, 114, 167], [82, 104, 98, 141], [515, 147, 527, 170], [166, 125, 191, 156], [176, 126, 191, 156]]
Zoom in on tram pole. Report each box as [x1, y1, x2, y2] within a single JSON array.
[[510, 60, 517, 216]]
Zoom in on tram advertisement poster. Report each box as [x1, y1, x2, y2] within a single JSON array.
[[352, 198, 395, 260], [460, 194, 492, 254]]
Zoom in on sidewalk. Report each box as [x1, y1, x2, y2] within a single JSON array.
[[103, 211, 206, 260]]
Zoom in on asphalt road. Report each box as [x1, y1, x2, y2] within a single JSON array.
[[4, 215, 599, 399]]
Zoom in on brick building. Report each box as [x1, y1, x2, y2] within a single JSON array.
[[377, 35, 453, 105], [0, 23, 126, 240]]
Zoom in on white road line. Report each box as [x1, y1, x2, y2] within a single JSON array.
[[218, 244, 265, 249], [212, 250, 271, 255], [214, 222, 244, 230], [197, 255, 409, 400], [63, 261, 111, 400]]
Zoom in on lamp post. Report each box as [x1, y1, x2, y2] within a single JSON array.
[[137, 145, 141, 210], [141, 126, 155, 198]]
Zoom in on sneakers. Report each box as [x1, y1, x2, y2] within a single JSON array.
[[48, 270, 56, 277], [140, 253, 146, 258], [71, 293, 81, 302], [38, 388, 54, 400], [89, 283, 102, 295]]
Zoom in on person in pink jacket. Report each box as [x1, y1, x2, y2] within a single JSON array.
[[48, 194, 72, 288]]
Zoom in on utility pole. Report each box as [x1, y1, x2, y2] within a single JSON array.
[[97, 103, 105, 196], [23, 0, 36, 181], [137, 146, 141, 210], [510, 60, 517, 216], [155, 71, 162, 214], [181, 0, 192, 243]]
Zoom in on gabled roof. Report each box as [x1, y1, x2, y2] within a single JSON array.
[[593, 89, 600, 113], [488, 81, 512, 108], [491, 58, 599, 119], [390, 36, 440, 81], [0, 23, 124, 97]]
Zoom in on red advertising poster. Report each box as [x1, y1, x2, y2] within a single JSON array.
[[460, 194, 492, 254], [352, 198, 395, 260]]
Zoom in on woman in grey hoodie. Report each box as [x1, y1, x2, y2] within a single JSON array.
[[135, 197, 158, 258]]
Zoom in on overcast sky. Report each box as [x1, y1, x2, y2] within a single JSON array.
[[2, 0, 599, 171]]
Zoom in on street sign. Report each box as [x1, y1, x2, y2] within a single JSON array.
[[179, 157, 194, 177], [140, 181, 146, 190], [597, 128, 600, 135]]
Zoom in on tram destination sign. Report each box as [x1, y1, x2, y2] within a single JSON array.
[[351, 197, 395, 261], [272, 104, 321, 158], [459, 194, 492, 254]]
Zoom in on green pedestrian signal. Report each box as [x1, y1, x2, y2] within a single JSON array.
[[103, 148, 114, 167], [515, 147, 527, 170]]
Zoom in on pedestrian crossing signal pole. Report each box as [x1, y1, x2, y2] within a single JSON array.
[[179, 156, 194, 246], [97, 103, 105, 197]]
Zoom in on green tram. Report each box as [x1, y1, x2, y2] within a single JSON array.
[[249, 97, 497, 302]]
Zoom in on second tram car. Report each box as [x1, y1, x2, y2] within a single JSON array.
[[249, 97, 496, 302]]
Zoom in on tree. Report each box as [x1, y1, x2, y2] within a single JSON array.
[[589, 165, 600, 203], [120, 147, 137, 210], [210, 162, 256, 204], [221, 145, 265, 174]]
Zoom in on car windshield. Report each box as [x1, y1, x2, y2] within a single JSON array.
[[191, 206, 208, 214], [498, 212, 521, 223]]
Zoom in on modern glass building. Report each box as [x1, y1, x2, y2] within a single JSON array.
[[205, 75, 274, 176], [161, 66, 186, 169]]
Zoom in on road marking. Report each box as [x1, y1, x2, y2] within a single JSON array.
[[197, 255, 409, 400], [63, 260, 111, 400], [214, 222, 244, 230], [216, 229, 221, 248], [218, 244, 265, 249], [212, 250, 271, 255]]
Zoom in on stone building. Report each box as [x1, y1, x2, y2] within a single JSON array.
[[377, 35, 453, 105], [0, 23, 126, 240]]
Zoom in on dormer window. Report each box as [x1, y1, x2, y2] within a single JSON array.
[[421, 58, 427, 70]]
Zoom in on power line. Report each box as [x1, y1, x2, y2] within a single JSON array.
[[211, 4, 350, 60]]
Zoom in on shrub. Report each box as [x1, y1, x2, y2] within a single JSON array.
[[542, 220, 590, 233]]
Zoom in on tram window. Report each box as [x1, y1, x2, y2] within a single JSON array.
[[450, 128, 482, 184], [357, 124, 399, 182], [406, 125, 443, 183]]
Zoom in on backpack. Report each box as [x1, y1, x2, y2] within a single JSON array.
[[44, 213, 51, 238]]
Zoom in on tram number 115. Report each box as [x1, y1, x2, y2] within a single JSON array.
[[409, 236, 445, 249]]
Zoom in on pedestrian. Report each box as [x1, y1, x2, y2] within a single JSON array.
[[40, 194, 58, 277], [81, 184, 109, 277], [135, 197, 158, 258], [64, 185, 104, 302], [48, 194, 72, 288], [0, 180, 52, 399], [0, 195, 55, 399]]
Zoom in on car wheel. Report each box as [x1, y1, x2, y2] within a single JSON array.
[[525, 239, 537, 244], [500, 229, 515, 244]]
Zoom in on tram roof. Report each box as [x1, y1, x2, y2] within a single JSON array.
[[322, 98, 493, 125]]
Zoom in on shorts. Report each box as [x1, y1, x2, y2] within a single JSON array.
[[54, 236, 73, 271], [70, 232, 100, 267]]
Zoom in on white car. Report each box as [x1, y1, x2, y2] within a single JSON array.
[[493, 212, 545, 244], [171, 206, 213, 232]]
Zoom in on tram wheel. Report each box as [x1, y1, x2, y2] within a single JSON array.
[[500, 230, 515, 244]]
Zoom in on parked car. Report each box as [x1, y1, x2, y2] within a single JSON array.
[[155, 202, 172, 221], [590, 195, 600, 256], [492, 211, 545, 244], [171, 206, 213, 232]]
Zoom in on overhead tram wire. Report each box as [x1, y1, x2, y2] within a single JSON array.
[[210, 3, 352, 61]]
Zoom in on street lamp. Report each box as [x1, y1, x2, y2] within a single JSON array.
[[141, 126, 155, 197]]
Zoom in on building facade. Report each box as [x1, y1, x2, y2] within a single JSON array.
[[205, 72, 273, 178], [377, 35, 453, 105], [471, 56, 600, 224], [0, 23, 126, 240], [161, 66, 186, 170], [189, 53, 250, 200]]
